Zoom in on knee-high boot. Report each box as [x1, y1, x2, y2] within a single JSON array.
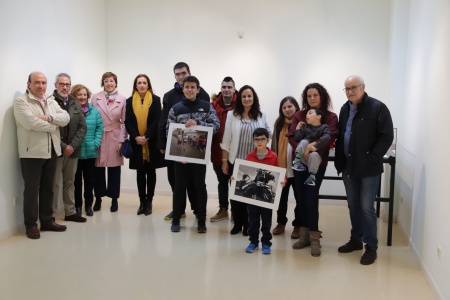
[[292, 227, 310, 249], [310, 230, 322, 257]]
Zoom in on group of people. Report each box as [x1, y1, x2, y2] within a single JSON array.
[[14, 62, 394, 266]]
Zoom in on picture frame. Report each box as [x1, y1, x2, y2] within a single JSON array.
[[229, 159, 286, 209], [165, 123, 213, 165]]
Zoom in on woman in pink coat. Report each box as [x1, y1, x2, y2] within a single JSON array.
[[90, 72, 127, 212]]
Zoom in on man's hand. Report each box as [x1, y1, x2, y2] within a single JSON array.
[[160, 149, 166, 154], [37, 115, 49, 122], [185, 119, 197, 128], [64, 145, 74, 156]]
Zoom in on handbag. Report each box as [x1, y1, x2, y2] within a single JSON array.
[[120, 139, 133, 158]]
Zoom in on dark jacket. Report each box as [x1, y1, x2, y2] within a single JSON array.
[[210, 92, 237, 165], [158, 83, 209, 150], [125, 94, 166, 170], [167, 98, 220, 135], [293, 123, 331, 157], [334, 93, 394, 177], [52, 90, 87, 158]]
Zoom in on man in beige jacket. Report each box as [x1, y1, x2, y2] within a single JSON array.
[[14, 72, 70, 239]]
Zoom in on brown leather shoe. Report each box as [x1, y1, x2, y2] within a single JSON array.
[[272, 224, 285, 235], [65, 213, 87, 223], [41, 221, 67, 232], [291, 227, 301, 239], [26, 226, 40, 239]]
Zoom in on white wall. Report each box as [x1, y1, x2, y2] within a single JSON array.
[[3, 0, 448, 297], [389, 0, 450, 298], [0, 0, 107, 238], [107, 0, 391, 198]]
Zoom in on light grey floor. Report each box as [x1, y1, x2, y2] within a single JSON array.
[[0, 193, 434, 300]]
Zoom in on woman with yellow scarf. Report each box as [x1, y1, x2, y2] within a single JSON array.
[[271, 96, 300, 237], [125, 74, 165, 216]]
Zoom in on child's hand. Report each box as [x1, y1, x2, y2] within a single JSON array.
[[296, 121, 305, 129]]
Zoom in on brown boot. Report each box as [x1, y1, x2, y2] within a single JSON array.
[[291, 227, 300, 239], [310, 230, 322, 257], [292, 227, 310, 249], [272, 224, 285, 235]]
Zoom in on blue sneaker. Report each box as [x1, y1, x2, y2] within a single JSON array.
[[262, 243, 271, 255], [245, 243, 258, 253], [292, 159, 307, 171], [304, 174, 316, 186]]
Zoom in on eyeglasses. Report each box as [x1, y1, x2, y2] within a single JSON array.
[[57, 83, 71, 87], [175, 71, 188, 78], [253, 138, 267, 143], [343, 84, 362, 93]]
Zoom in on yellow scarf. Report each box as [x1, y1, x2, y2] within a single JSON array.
[[132, 91, 153, 162], [277, 117, 292, 168]]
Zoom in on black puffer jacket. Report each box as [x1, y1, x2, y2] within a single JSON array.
[[157, 83, 209, 149], [334, 93, 394, 177]]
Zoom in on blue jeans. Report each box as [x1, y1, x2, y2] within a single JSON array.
[[342, 169, 380, 250]]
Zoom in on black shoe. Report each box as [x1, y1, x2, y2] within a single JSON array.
[[242, 226, 249, 236], [144, 203, 152, 216], [338, 240, 364, 253], [171, 218, 181, 232], [137, 202, 144, 215], [75, 207, 82, 216], [65, 214, 87, 223], [197, 220, 207, 233], [93, 198, 102, 211], [360, 248, 377, 265], [110, 199, 118, 212], [85, 207, 94, 217], [230, 224, 242, 235]]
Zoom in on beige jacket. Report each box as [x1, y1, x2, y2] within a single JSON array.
[[14, 91, 70, 159]]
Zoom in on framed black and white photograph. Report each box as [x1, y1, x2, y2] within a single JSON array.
[[165, 123, 213, 165], [230, 159, 286, 209]]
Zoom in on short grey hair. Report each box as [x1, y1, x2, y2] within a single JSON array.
[[345, 75, 365, 85], [55, 73, 71, 83]]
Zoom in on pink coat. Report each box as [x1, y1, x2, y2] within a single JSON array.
[[91, 91, 127, 167]]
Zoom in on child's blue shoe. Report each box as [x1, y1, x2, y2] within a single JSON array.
[[304, 174, 316, 186], [292, 159, 307, 171], [245, 243, 258, 253], [262, 243, 271, 255]]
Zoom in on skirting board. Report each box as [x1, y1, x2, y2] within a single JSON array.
[[410, 239, 444, 299]]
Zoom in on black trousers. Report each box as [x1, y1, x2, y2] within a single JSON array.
[[94, 166, 121, 199], [74, 158, 96, 208], [228, 162, 248, 228], [20, 156, 57, 227], [136, 162, 156, 203], [248, 204, 272, 246], [276, 177, 300, 226], [172, 163, 207, 221], [212, 163, 230, 209], [166, 159, 197, 213]]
